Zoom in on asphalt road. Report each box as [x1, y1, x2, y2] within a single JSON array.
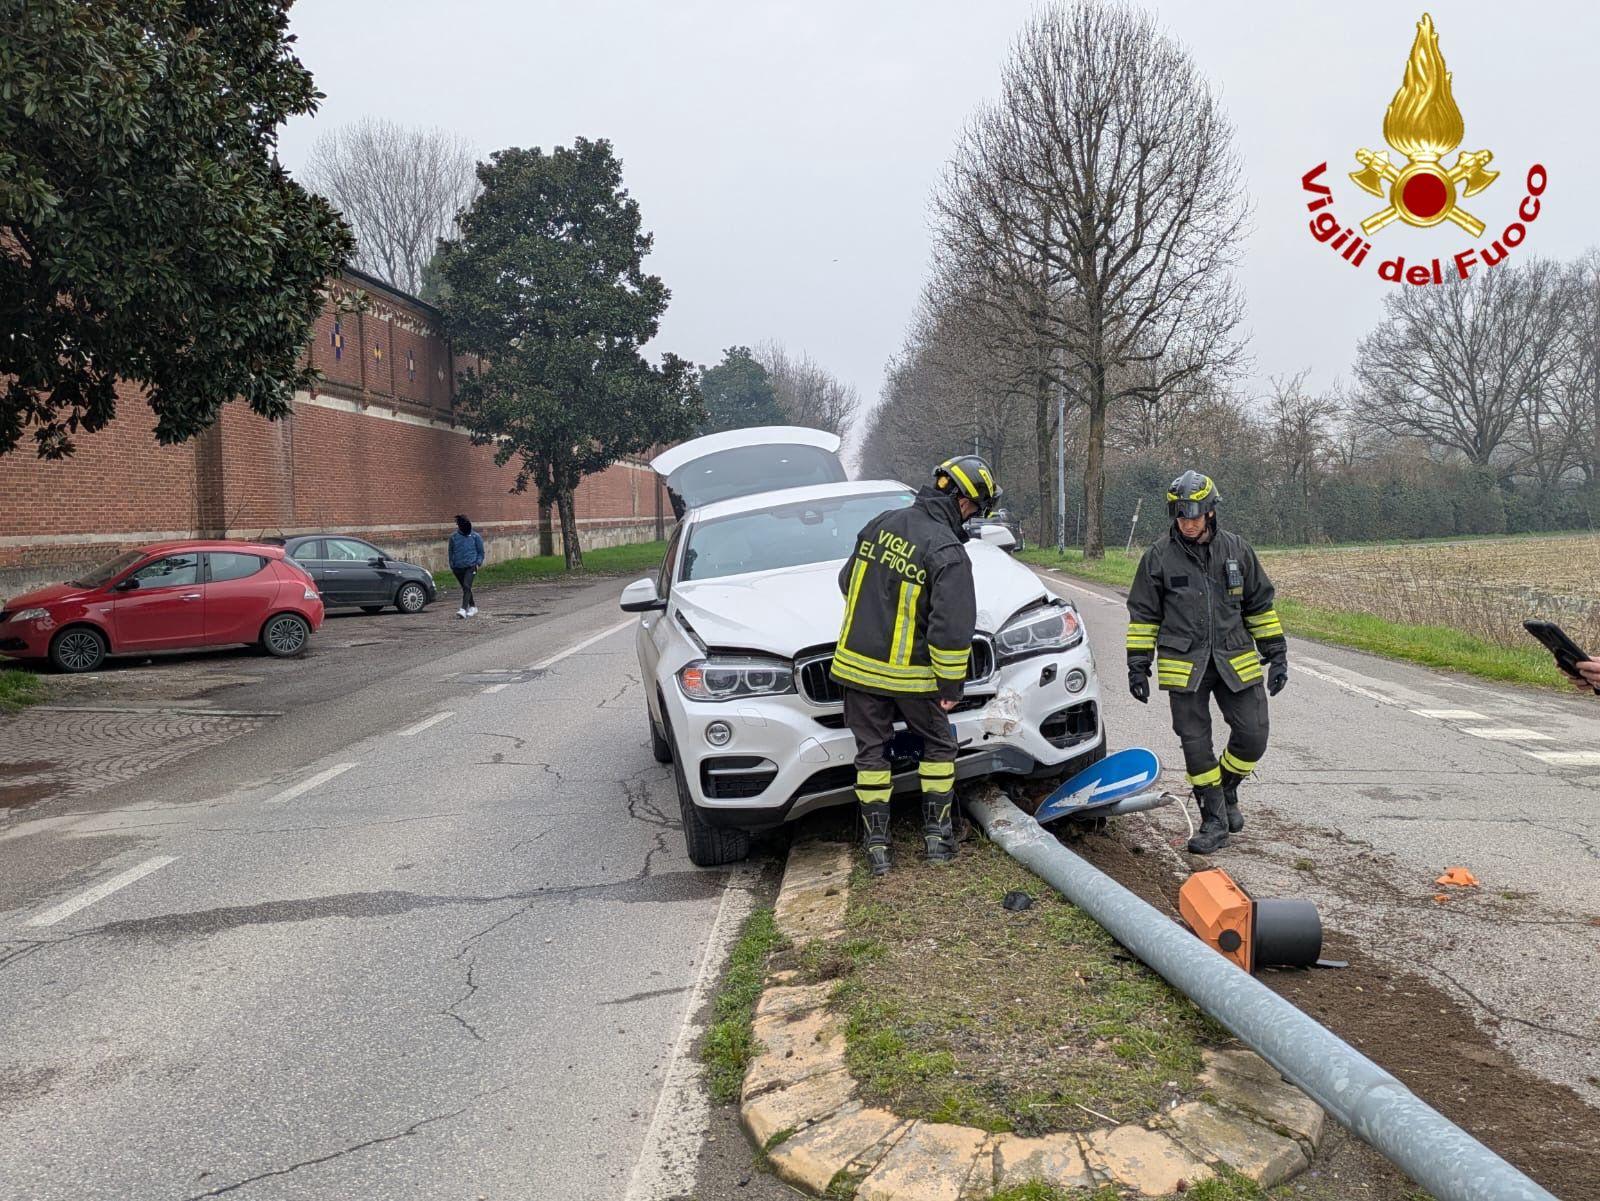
[[1040, 568, 1600, 1109], [0, 586, 768, 1201]]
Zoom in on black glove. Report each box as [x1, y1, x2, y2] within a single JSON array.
[[1128, 663, 1150, 704], [1267, 659, 1289, 696]]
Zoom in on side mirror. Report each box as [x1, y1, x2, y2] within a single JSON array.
[[620, 576, 666, 613], [114, 577, 140, 592], [370, 556, 387, 567], [979, 524, 1018, 550]]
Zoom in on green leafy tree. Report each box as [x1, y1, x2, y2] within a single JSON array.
[[0, 1, 353, 458], [699, 346, 785, 433], [436, 138, 701, 569]]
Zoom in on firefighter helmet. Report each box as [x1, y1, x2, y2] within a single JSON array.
[[1166, 470, 1219, 521], [934, 455, 1001, 516]]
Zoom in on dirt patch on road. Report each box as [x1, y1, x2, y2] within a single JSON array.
[[1075, 824, 1600, 1200], [0, 762, 57, 812]]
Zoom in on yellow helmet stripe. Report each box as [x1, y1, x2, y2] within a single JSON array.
[[943, 462, 978, 499]]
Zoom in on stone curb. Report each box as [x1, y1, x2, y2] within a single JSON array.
[[739, 839, 1328, 1198]]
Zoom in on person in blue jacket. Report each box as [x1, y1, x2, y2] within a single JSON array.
[[448, 515, 486, 618]]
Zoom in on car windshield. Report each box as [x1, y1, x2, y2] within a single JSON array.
[[71, 549, 148, 588], [680, 491, 914, 582]]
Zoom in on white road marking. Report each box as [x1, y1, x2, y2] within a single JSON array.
[[266, 762, 358, 805], [481, 683, 510, 695], [1525, 750, 1600, 765], [1410, 709, 1488, 720], [1459, 728, 1554, 742], [397, 711, 455, 737], [1293, 659, 1402, 707], [529, 617, 635, 671], [25, 856, 178, 927], [623, 869, 755, 1201]]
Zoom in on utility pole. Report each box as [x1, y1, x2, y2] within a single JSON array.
[[1055, 386, 1066, 554]]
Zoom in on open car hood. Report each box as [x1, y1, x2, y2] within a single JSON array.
[[651, 426, 846, 515], [671, 543, 1052, 659]]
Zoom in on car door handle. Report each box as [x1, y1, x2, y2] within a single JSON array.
[[181, 593, 201, 601], [322, 569, 340, 574]]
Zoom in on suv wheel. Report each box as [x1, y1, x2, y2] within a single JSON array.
[[649, 696, 673, 764], [664, 712, 750, 867]]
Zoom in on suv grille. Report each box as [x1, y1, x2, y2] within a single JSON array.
[[798, 637, 995, 705]]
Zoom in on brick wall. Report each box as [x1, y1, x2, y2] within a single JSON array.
[[0, 268, 670, 593]]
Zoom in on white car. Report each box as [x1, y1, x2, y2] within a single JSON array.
[[622, 427, 1104, 866]]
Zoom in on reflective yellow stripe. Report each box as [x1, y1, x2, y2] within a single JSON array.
[[832, 658, 936, 692], [858, 769, 892, 786], [835, 647, 936, 679], [1127, 623, 1158, 633], [921, 777, 954, 794], [928, 643, 969, 681], [1246, 610, 1284, 639], [918, 762, 955, 777], [889, 581, 915, 666], [1228, 649, 1260, 666], [945, 461, 977, 498], [857, 791, 891, 804], [1187, 765, 1222, 787], [1220, 750, 1257, 775], [839, 559, 868, 644]]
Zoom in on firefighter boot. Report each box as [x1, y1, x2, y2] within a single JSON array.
[[861, 803, 893, 877], [1186, 785, 1230, 855], [1221, 769, 1245, 834], [922, 794, 956, 864]]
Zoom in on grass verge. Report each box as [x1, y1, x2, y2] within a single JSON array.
[[1019, 547, 1565, 691], [701, 907, 787, 1104], [0, 668, 44, 713], [804, 830, 1224, 1137], [433, 539, 667, 590]]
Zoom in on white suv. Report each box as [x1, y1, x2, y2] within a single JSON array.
[[622, 427, 1104, 865]]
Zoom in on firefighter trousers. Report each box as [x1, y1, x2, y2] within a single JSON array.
[[1168, 664, 1269, 788], [842, 689, 958, 837]]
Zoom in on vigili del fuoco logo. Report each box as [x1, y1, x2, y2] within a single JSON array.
[[1300, 12, 1547, 285]]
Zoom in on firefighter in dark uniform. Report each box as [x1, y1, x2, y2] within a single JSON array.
[[1125, 471, 1288, 855], [831, 455, 1000, 876]]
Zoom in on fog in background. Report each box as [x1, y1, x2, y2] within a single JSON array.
[[278, 0, 1600, 453]]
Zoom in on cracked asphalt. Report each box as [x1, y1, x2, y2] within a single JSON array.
[[0, 582, 763, 1200], [1045, 570, 1600, 1110]]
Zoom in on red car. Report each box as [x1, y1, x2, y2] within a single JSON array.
[[0, 541, 325, 673]]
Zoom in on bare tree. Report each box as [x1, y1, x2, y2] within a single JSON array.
[[754, 343, 861, 436], [1262, 370, 1342, 541], [303, 119, 478, 296], [1353, 259, 1570, 469], [953, 2, 1249, 557]]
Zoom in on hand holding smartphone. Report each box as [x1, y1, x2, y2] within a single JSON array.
[[1522, 620, 1600, 694]]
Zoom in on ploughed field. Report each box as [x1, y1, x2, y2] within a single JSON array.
[[1260, 533, 1600, 651]]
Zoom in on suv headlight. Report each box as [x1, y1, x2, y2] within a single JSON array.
[[677, 656, 795, 702], [996, 603, 1082, 662], [9, 607, 49, 622]]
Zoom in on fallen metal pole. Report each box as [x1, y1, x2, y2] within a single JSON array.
[[966, 790, 1559, 1201]]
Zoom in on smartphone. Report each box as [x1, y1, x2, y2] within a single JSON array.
[[1523, 620, 1600, 693]]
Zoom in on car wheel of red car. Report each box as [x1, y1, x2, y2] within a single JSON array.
[[261, 613, 311, 658], [50, 626, 108, 674]]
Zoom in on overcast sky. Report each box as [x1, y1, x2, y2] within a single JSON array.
[[279, 1, 1600, 448]]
